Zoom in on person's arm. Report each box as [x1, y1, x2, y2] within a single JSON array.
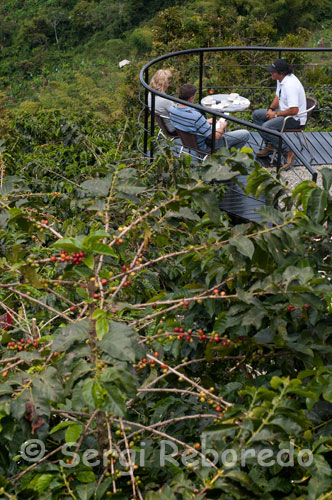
[[266, 90, 299, 120], [265, 96, 279, 119], [273, 107, 299, 118], [207, 118, 227, 138]]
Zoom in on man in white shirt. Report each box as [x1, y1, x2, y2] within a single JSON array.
[[253, 59, 307, 170]]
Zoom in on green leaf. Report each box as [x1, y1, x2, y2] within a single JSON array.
[[50, 421, 78, 435], [65, 424, 83, 443], [82, 379, 95, 408], [250, 429, 277, 442], [192, 191, 221, 224], [96, 317, 109, 340], [83, 231, 110, 247], [229, 235, 255, 259], [269, 416, 302, 435], [224, 470, 261, 494], [103, 384, 126, 416], [33, 474, 54, 494], [96, 478, 113, 500], [20, 265, 43, 289], [321, 167, 332, 192], [84, 242, 118, 257], [270, 376, 283, 389], [201, 163, 238, 182], [82, 254, 95, 270], [322, 377, 332, 402], [80, 177, 111, 197], [308, 188, 327, 223], [145, 485, 176, 500], [51, 237, 83, 252], [166, 207, 200, 221], [99, 322, 138, 362], [0, 383, 13, 396], [32, 367, 64, 405], [83, 380, 107, 408], [76, 482, 97, 499], [52, 319, 90, 352], [101, 366, 137, 397], [92, 308, 106, 320]]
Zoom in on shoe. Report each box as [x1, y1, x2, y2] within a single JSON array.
[[255, 143, 275, 157], [281, 151, 295, 171]]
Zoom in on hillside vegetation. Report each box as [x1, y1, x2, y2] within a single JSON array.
[[1, 0, 332, 121]]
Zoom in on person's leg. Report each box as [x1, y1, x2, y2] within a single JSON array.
[[253, 108, 268, 127], [280, 117, 301, 170], [253, 108, 276, 155], [223, 129, 250, 150], [206, 135, 227, 152], [260, 116, 287, 151]]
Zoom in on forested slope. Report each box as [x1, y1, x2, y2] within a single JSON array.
[[1, 0, 332, 120]]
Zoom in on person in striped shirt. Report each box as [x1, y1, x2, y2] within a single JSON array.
[[170, 84, 249, 152]]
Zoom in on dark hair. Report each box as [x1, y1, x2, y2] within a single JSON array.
[[266, 59, 293, 75], [179, 83, 197, 101]]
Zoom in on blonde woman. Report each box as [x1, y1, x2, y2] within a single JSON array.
[[148, 69, 177, 135]]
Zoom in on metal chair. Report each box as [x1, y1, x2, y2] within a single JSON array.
[[271, 97, 318, 164], [174, 128, 210, 162], [155, 114, 179, 140]]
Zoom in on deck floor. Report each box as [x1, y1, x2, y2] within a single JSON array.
[[218, 174, 267, 223], [170, 131, 332, 223], [248, 131, 332, 166]]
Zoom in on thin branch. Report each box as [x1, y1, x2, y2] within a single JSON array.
[[115, 418, 218, 470], [7, 287, 73, 322], [106, 418, 117, 494], [10, 444, 64, 483], [146, 354, 231, 408], [117, 414, 217, 446], [0, 359, 24, 375], [0, 301, 31, 335], [74, 410, 99, 457], [111, 241, 145, 301], [119, 418, 138, 500]]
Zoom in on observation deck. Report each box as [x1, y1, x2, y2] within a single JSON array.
[[139, 46, 332, 223]]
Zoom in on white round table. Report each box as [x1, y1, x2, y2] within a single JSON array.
[[201, 93, 250, 112]]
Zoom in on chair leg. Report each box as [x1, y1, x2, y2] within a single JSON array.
[[270, 150, 276, 165]]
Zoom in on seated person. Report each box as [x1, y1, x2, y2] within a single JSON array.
[[169, 84, 249, 152], [148, 69, 177, 136], [253, 58, 307, 170]]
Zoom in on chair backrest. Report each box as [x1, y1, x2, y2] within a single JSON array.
[[155, 114, 175, 138], [306, 97, 318, 122], [175, 128, 201, 151], [174, 128, 209, 161]]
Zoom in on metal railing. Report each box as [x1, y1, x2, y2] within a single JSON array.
[[139, 46, 332, 182]]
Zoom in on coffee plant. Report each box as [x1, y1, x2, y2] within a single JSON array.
[[0, 111, 332, 499]]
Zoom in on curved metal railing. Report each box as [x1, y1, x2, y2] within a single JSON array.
[[139, 46, 332, 181]]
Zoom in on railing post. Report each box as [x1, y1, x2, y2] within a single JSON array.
[[211, 116, 216, 153], [199, 52, 204, 105], [143, 68, 149, 157], [150, 92, 155, 161], [277, 136, 282, 172]]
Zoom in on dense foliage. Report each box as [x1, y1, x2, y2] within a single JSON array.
[[0, 111, 332, 499], [1, 0, 332, 121]]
